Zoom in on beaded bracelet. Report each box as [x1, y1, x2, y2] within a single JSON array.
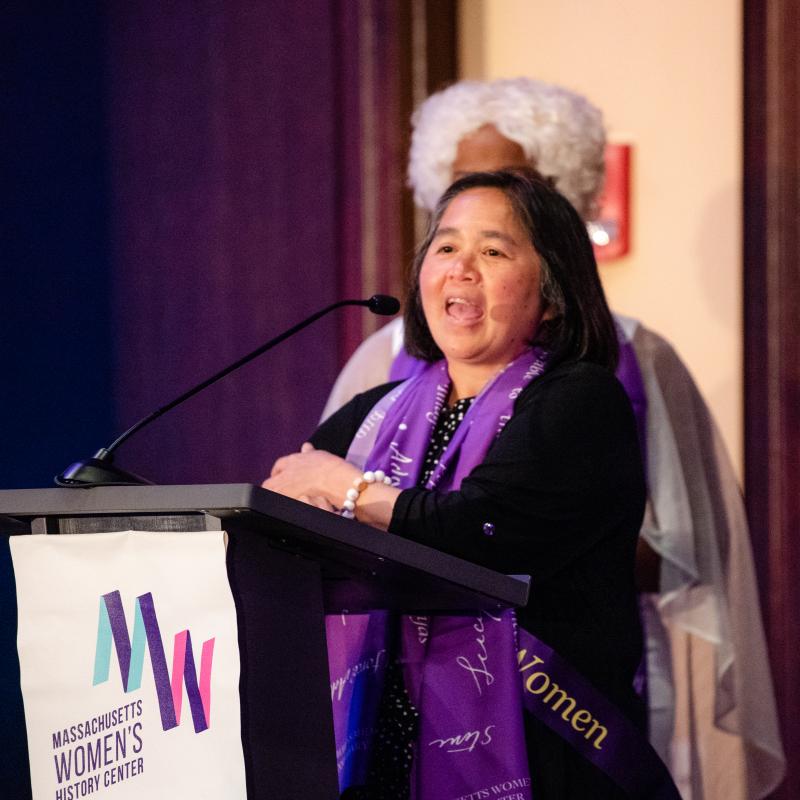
[[341, 469, 392, 519]]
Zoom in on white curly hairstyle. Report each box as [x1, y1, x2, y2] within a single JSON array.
[[408, 77, 606, 220]]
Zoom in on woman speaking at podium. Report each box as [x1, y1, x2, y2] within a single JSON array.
[[263, 168, 649, 799]]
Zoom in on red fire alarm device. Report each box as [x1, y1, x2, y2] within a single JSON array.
[[590, 143, 631, 261]]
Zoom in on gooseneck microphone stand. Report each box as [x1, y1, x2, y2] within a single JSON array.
[[55, 295, 400, 487]]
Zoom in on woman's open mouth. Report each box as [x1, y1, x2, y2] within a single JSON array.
[[445, 296, 484, 324]]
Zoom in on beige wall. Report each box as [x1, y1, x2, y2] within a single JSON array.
[[459, 0, 743, 477]]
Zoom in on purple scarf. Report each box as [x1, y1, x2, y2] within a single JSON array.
[[326, 348, 679, 800], [330, 349, 546, 799]]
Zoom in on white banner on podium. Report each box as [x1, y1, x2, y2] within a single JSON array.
[[10, 530, 247, 800]]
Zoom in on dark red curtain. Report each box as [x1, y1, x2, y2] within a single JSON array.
[[106, 2, 360, 484]]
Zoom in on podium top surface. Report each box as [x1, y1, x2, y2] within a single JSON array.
[[0, 484, 530, 612]]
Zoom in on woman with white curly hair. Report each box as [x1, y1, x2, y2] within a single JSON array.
[[318, 77, 784, 799], [408, 77, 605, 219]]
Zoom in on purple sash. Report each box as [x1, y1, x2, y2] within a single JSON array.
[[615, 325, 648, 471], [326, 612, 391, 788], [517, 629, 679, 799], [326, 348, 678, 799], [388, 346, 428, 384]]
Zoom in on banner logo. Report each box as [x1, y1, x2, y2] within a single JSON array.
[[93, 590, 215, 733]]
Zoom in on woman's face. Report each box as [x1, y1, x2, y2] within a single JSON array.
[[419, 187, 546, 376], [451, 124, 529, 180]]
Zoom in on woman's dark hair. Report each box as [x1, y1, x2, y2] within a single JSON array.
[[403, 167, 619, 371]]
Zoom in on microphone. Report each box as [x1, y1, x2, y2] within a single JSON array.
[[366, 294, 400, 315], [55, 295, 400, 487]]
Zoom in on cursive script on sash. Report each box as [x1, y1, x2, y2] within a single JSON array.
[[388, 441, 413, 483], [428, 724, 495, 753], [456, 611, 502, 696], [330, 649, 387, 702], [425, 382, 449, 425], [408, 615, 429, 644], [354, 408, 386, 439]]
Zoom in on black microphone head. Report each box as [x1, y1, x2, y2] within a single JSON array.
[[367, 294, 400, 316]]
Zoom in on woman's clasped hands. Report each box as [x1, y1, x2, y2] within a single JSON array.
[[262, 442, 398, 529], [262, 442, 352, 512]]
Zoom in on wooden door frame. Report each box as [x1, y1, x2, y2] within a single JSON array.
[[743, 1, 800, 797]]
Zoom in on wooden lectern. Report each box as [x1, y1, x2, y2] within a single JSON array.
[[0, 484, 529, 799]]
